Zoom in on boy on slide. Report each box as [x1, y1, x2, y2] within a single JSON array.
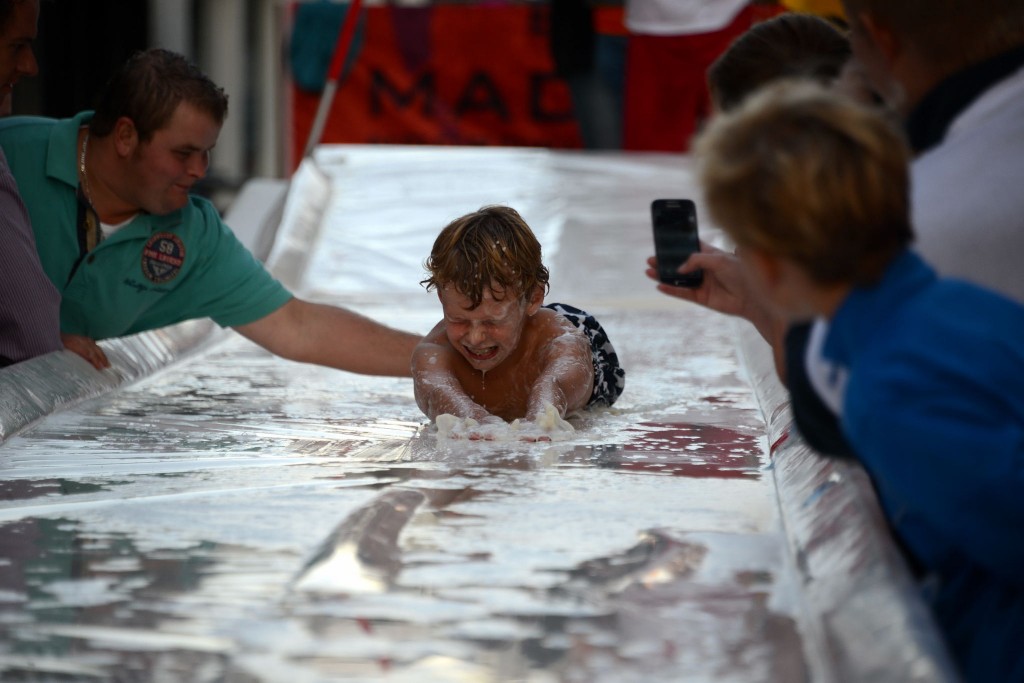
[[412, 205, 625, 440]]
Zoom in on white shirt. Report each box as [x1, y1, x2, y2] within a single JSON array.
[[809, 62, 1024, 413], [911, 63, 1024, 303], [625, 0, 748, 36]]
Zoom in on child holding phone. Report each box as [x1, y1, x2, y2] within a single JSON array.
[[412, 205, 625, 440], [694, 80, 1024, 683]]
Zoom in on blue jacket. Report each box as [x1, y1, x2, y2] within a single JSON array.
[[823, 250, 1024, 682]]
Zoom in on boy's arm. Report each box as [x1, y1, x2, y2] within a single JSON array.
[[412, 333, 492, 422], [525, 326, 594, 421]]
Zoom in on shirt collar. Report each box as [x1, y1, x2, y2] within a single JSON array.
[[822, 251, 936, 367], [46, 110, 183, 233], [46, 110, 95, 188], [905, 44, 1024, 154]]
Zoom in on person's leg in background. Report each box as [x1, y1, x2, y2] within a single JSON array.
[[622, 3, 785, 151]]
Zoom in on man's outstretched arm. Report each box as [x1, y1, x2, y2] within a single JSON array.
[[235, 297, 421, 377]]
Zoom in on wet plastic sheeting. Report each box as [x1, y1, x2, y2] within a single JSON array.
[[1, 148, 812, 681]]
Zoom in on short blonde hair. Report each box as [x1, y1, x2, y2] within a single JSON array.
[[422, 205, 550, 308], [694, 80, 912, 286]]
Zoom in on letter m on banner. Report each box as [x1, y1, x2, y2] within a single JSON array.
[[288, 3, 581, 167]]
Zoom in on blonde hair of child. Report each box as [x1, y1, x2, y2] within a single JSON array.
[[694, 80, 913, 286]]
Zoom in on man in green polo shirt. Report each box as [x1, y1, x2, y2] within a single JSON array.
[[0, 48, 419, 375]]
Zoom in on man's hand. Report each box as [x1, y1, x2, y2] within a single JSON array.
[[61, 333, 111, 370]]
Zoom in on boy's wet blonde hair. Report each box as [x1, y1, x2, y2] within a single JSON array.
[[422, 205, 550, 309], [694, 80, 913, 286]]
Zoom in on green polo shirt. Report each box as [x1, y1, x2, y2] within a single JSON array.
[[0, 111, 292, 340]]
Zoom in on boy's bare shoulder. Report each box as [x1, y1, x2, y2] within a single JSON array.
[[530, 307, 588, 350], [531, 306, 572, 331]]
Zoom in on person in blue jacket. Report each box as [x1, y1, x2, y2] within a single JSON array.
[[0, 48, 420, 374], [693, 79, 1024, 683]]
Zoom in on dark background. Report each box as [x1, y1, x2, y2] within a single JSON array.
[[14, 1, 150, 117]]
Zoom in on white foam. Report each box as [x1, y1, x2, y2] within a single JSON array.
[[435, 403, 576, 442]]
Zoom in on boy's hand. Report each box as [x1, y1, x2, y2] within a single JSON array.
[[513, 403, 575, 442], [518, 432, 553, 443], [436, 414, 507, 440], [463, 415, 507, 440]]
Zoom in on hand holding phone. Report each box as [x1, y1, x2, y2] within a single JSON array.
[[652, 198, 703, 288]]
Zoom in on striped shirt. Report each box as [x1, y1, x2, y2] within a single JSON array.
[[0, 147, 62, 367]]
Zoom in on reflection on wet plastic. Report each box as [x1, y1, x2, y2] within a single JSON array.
[[293, 489, 426, 594], [578, 422, 764, 480]]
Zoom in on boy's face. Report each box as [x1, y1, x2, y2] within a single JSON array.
[[438, 283, 541, 373]]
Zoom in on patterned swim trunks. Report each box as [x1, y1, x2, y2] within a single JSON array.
[[543, 302, 625, 407]]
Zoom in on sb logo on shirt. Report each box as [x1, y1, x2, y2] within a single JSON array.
[[141, 233, 186, 284]]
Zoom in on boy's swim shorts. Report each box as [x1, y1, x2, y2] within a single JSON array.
[[544, 302, 625, 407]]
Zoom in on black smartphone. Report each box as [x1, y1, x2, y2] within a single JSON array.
[[651, 198, 703, 288]]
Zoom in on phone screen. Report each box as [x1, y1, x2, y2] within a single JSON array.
[[652, 198, 702, 288]]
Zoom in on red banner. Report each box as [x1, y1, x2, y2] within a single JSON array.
[[289, 5, 582, 168]]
